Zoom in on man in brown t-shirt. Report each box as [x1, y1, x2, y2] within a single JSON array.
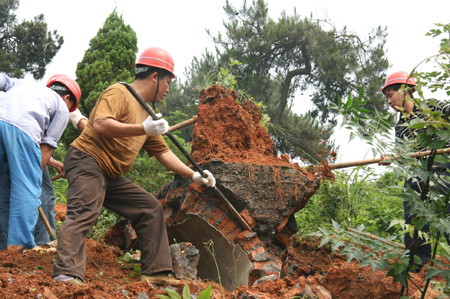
[[52, 47, 215, 285]]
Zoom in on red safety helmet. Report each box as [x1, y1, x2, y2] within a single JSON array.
[[135, 47, 175, 78], [46, 74, 81, 112], [381, 71, 416, 93]]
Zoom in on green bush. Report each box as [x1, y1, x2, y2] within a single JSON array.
[[296, 168, 403, 239]]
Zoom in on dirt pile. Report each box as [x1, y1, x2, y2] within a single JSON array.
[[190, 85, 305, 170], [0, 237, 443, 298]]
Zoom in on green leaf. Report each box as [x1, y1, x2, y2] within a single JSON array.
[[424, 268, 442, 280], [123, 252, 132, 263], [411, 217, 427, 230], [409, 118, 426, 129], [197, 285, 212, 299], [426, 126, 436, 135], [161, 288, 181, 299], [437, 130, 450, 140], [182, 281, 191, 299], [416, 133, 431, 147], [319, 236, 331, 248], [384, 251, 399, 259], [429, 139, 446, 149]]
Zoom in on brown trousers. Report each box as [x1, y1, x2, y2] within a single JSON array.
[[53, 147, 172, 280]]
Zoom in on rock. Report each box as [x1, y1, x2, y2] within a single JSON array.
[[170, 242, 199, 280], [283, 283, 332, 299], [134, 291, 149, 299], [239, 290, 273, 299], [252, 274, 277, 286]]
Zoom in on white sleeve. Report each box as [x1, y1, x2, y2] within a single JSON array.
[[0, 73, 20, 92]]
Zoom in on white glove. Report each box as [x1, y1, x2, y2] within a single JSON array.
[[69, 108, 87, 129], [142, 114, 169, 136], [192, 170, 216, 187]]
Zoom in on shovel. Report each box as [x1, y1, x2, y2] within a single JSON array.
[[121, 82, 253, 232]]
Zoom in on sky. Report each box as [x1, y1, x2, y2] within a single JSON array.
[[14, 0, 450, 171]]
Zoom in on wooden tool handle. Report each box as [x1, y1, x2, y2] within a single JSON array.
[[330, 147, 450, 170], [308, 148, 450, 173], [51, 173, 63, 181], [38, 207, 56, 240], [168, 116, 197, 132]]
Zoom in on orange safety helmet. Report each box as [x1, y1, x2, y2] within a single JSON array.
[[135, 47, 175, 78], [46, 74, 81, 112], [381, 71, 416, 93]]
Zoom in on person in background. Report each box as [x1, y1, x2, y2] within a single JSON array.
[[52, 47, 215, 286], [34, 108, 88, 246], [379, 71, 450, 271], [0, 73, 81, 250]]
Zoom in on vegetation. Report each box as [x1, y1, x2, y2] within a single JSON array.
[[179, 0, 389, 162], [59, 9, 138, 148], [7, 5, 448, 298], [296, 168, 404, 239], [156, 281, 212, 299], [307, 23, 450, 298], [0, 0, 63, 79]]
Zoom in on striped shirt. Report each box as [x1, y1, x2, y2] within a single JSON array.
[[395, 99, 450, 150]]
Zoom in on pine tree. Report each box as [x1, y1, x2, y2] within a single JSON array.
[[76, 9, 138, 114], [0, 0, 63, 79], [59, 9, 138, 148]]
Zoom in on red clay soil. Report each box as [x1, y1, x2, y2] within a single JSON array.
[[191, 86, 306, 170], [190, 84, 333, 181], [0, 236, 444, 298]]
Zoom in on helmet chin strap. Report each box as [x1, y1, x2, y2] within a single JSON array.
[[152, 74, 160, 110]]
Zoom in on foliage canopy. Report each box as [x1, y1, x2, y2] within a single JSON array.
[[182, 0, 389, 162], [0, 0, 63, 79], [59, 9, 138, 148]]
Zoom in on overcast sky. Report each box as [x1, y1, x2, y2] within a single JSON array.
[[15, 0, 450, 169]]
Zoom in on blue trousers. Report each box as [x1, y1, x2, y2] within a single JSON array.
[[34, 166, 56, 245], [0, 121, 42, 250]]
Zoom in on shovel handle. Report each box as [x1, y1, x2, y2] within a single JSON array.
[[168, 116, 197, 132], [51, 173, 63, 181], [309, 147, 450, 172], [38, 207, 56, 241], [331, 147, 450, 170]]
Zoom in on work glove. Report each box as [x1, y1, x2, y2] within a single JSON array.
[[192, 170, 216, 187], [69, 108, 87, 129], [142, 113, 169, 136]]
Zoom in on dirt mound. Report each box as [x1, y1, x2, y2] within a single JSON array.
[[0, 237, 442, 298], [190, 85, 334, 181], [190, 85, 304, 170]]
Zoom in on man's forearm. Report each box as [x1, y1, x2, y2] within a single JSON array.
[[40, 144, 54, 171]]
